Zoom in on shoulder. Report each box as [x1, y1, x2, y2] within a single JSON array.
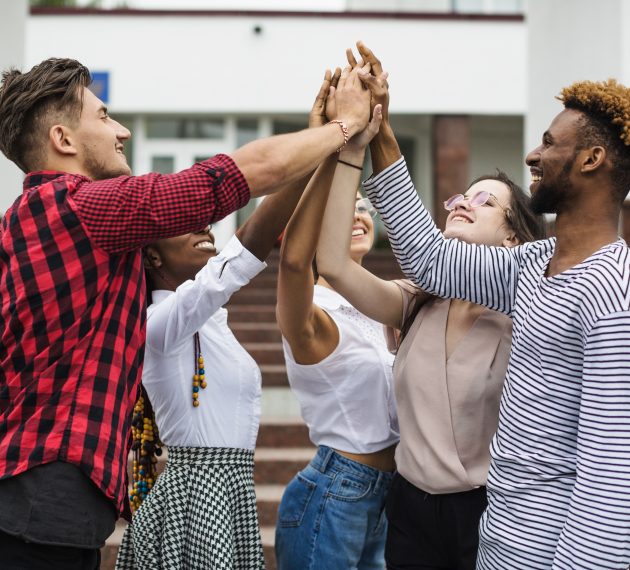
[[585, 241, 630, 307]]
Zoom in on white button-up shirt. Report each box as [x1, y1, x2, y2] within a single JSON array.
[[142, 236, 266, 450]]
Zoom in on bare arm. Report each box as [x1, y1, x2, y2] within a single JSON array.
[[276, 156, 340, 364], [316, 105, 407, 330], [235, 71, 341, 261], [236, 174, 311, 262], [230, 67, 370, 198]]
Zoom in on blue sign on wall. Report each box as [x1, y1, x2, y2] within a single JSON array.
[[89, 71, 109, 104]]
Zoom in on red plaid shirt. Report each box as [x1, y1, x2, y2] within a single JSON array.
[[0, 154, 249, 516]]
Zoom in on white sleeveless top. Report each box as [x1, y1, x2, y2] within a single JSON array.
[[282, 285, 399, 454]]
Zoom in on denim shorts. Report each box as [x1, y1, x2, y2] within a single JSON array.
[[275, 445, 394, 570]]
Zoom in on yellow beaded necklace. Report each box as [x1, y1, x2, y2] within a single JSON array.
[[192, 332, 207, 407], [129, 391, 162, 514]]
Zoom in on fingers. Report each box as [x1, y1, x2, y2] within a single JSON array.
[[346, 48, 358, 69], [336, 65, 351, 90], [371, 104, 383, 128], [330, 67, 341, 89], [356, 40, 383, 76], [312, 69, 332, 110]]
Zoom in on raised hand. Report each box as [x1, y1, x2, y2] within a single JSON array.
[[333, 64, 372, 138], [344, 104, 383, 153], [347, 41, 390, 121], [309, 68, 341, 129]]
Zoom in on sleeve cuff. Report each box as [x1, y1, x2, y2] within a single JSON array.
[[219, 234, 267, 279]]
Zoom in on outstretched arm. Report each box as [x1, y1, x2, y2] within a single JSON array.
[[316, 103, 416, 330], [348, 42, 525, 313], [236, 71, 341, 261], [230, 67, 370, 197], [276, 156, 340, 364]]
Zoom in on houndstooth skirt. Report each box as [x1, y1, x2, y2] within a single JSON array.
[[115, 446, 265, 570]]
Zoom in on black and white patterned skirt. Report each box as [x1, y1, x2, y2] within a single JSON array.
[[116, 446, 265, 570]]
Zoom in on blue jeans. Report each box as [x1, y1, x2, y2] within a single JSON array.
[[275, 446, 394, 570]]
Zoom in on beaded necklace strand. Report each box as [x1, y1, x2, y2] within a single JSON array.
[[129, 391, 162, 514], [192, 332, 206, 407]]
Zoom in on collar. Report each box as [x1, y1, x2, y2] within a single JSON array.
[[314, 284, 354, 311], [150, 289, 175, 305], [23, 170, 90, 192]]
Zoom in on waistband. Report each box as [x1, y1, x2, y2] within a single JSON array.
[[311, 446, 394, 493], [166, 446, 254, 467], [398, 472, 486, 499]]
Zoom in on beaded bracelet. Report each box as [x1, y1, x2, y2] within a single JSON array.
[[327, 119, 349, 152]]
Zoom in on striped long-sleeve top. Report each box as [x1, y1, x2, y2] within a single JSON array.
[[364, 157, 630, 570]]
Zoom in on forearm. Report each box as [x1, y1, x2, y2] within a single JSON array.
[[279, 155, 338, 273], [316, 147, 365, 278], [236, 173, 312, 261], [369, 121, 401, 175], [231, 122, 357, 199]]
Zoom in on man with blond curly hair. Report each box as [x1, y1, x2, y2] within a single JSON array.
[[362, 71, 630, 569]]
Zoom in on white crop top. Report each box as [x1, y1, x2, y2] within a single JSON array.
[[143, 236, 266, 450], [283, 285, 399, 454]]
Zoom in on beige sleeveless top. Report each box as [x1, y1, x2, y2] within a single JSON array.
[[390, 281, 512, 494]]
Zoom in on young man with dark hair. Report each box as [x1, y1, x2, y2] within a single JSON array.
[[0, 57, 370, 569], [355, 42, 630, 570]]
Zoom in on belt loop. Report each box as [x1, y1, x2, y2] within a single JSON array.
[[374, 471, 387, 495], [314, 446, 334, 473]]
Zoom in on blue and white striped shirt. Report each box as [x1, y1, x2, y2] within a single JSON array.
[[365, 157, 630, 570]]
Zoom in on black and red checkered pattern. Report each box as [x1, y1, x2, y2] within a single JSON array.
[[0, 154, 249, 516]]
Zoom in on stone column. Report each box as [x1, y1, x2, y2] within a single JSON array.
[[432, 115, 470, 231]]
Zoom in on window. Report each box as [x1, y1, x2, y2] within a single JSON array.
[[151, 156, 174, 174], [146, 117, 224, 139], [236, 119, 259, 147]]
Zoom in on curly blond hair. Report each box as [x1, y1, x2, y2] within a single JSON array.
[[557, 79, 630, 201]]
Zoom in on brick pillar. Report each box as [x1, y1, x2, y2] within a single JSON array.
[[621, 203, 630, 242], [432, 116, 471, 231]]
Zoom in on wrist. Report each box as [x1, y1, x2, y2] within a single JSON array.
[[327, 119, 350, 152], [340, 117, 364, 139], [339, 146, 366, 164]]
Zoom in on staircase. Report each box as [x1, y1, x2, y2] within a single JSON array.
[[101, 249, 403, 570]]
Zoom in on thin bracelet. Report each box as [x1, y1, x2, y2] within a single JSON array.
[[338, 159, 363, 171], [327, 120, 349, 152]]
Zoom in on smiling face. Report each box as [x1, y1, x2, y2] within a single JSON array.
[[350, 192, 375, 262], [443, 179, 515, 247], [145, 227, 217, 289], [71, 87, 131, 180], [526, 108, 582, 215]]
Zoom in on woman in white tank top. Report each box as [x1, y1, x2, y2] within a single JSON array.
[[275, 71, 397, 570]]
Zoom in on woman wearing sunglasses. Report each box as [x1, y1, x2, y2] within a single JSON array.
[[314, 69, 544, 570], [274, 95, 399, 568]]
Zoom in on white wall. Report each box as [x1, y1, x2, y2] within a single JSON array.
[[0, 0, 27, 212], [525, 0, 628, 186], [27, 13, 525, 115]]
